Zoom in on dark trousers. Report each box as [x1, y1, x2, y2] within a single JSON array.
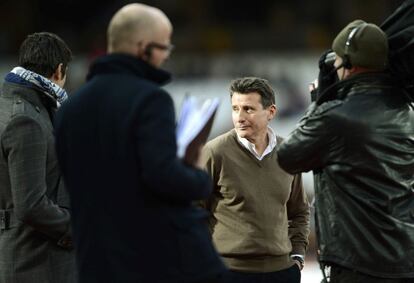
[[219, 264, 301, 283], [329, 264, 413, 283]]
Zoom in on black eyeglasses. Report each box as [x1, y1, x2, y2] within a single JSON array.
[[147, 42, 174, 52]]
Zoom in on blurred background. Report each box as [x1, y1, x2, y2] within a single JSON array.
[[0, 1, 405, 282]]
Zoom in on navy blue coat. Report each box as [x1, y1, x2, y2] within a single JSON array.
[[55, 54, 225, 283]]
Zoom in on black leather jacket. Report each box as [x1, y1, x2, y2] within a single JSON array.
[[277, 72, 414, 278]]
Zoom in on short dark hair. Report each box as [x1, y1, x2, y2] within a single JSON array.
[[18, 32, 72, 78], [229, 77, 275, 108]]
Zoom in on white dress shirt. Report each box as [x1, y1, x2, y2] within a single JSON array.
[[236, 127, 277, 160]]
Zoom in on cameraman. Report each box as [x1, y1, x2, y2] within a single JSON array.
[[277, 20, 414, 282]]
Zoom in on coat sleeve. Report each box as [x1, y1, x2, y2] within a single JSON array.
[[2, 115, 72, 246], [286, 173, 310, 256], [136, 90, 212, 203], [277, 101, 340, 174]]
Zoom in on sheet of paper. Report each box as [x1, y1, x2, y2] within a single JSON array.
[[176, 96, 220, 158]]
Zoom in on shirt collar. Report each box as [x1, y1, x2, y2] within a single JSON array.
[[237, 127, 277, 160]]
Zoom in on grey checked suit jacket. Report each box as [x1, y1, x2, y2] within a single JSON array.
[[0, 82, 76, 283]]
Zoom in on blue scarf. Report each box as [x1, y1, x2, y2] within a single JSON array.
[[5, 66, 68, 108]]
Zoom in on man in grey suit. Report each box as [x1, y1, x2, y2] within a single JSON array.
[[0, 32, 76, 283]]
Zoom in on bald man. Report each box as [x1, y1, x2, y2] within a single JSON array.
[[55, 4, 225, 283]]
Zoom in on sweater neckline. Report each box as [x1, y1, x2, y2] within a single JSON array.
[[230, 130, 275, 167]]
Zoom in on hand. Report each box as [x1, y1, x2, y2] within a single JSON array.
[[183, 144, 204, 169], [192, 145, 205, 170], [314, 49, 338, 102], [291, 255, 305, 270], [294, 259, 304, 270]]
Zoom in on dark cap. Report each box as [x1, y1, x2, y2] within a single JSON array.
[[332, 20, 388, 70]]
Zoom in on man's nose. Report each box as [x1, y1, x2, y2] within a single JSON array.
[[236, 110, 246, 122]]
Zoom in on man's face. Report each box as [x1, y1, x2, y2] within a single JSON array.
[[146, 25, 173, 68], [334, 54, 349, 80], [231, 92, 276, 143]]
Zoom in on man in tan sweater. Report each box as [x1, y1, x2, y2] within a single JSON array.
[[202, 77, 310, 283]]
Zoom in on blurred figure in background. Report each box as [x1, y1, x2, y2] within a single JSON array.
[[0, 32, 75, 283], [55, 3, 225, 283], [202, 77, 310, 283], [278, 20, 414, 282]]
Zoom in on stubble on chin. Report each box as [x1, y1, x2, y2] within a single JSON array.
[[235, 127, 249, 138]]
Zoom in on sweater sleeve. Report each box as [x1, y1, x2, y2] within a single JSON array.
[[201, 144, 219, 191], [198, 143, 220, 232], [136, 90, 213, 203], [286, 173, 310, 256]]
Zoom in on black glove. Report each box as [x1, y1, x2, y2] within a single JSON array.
[[313, 49, 338, 102]]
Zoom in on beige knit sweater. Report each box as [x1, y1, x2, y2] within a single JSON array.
[[202, 129, 310, 272]]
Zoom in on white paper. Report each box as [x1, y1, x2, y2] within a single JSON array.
[[176, 96, 220, 158]]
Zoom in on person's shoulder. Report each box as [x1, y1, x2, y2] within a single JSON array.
[[140, 86, 172, 109], [4, 106, 43, 135], [311, 100, 344, 117], [1, 86, 44, 124], [122, 76, 171, 101], [11, 97, 41, 121], [205, 129, 237, 153], [131, 76, 161, 91], [0, 93, 13, 116]]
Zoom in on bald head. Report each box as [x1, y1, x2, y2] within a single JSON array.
[[107, 3, 172, 54]]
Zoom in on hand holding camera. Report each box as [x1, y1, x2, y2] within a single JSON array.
[[310, 49, 338, 102]]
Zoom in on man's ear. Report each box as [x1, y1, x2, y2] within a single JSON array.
[[268, 104, 277, 120], [136, 41, 151, 61], [51, 63, 64, 82]]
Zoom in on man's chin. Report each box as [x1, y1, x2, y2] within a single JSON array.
[[235, 129, 249, 139]]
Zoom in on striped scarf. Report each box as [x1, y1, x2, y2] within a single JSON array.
[[5, 66, 68, 108]]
